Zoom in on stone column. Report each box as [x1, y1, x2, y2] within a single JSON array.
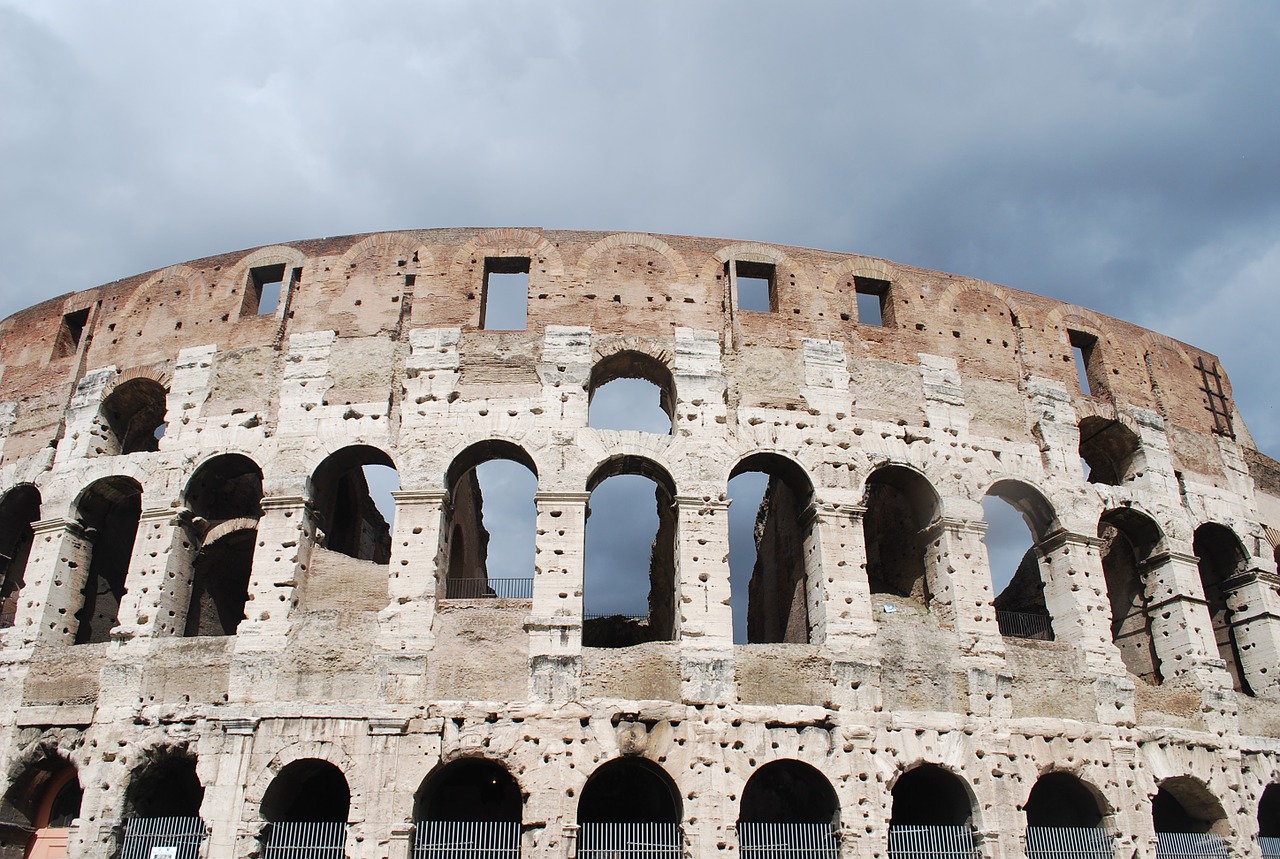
[[379, 490, 446, 650], [235, 494, 315, 648], [527, 491, 589, 703], [1141, 550, 1232, 687], [1221, 561, 1280, 697], [807, 502, 876, 648], [675, 495, 733, 704], [1035, 530, 1124, 673], [111, 506, 198, 640], [924, 517, 1005, 662], [17, 517, 93, 646]]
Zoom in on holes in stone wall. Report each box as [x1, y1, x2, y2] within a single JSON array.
[[443, 441, 537, 599], [730, 260, 775, 313], [246, 264, 290, 316], [1194, 523, 1251, 695], [72, 476, 143, 644], [588, 352, 675, 435], [482, 257, 530, 330], [0, 484, 39, 629], [854, 276, 892, 327], [1069, 330, 1104, 397]]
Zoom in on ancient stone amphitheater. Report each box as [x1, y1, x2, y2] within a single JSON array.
[[0, 228, 1278, 859]]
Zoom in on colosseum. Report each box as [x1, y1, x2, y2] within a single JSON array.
[[0, 227, 1277, 859]]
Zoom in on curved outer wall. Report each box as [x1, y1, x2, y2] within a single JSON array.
[[0, 227, 1277, 857]]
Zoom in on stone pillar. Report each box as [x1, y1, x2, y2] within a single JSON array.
[[1222, 562, 1280, 697], [675, 495, 733, 704], [924, 517, 1005, 662], [379, 490, 446, 650], [1035, 530, 1124, 673], [808, 502, 876, 648], [235, 494, 315, 648], [1141, 550, 1231, 687], [527, 491, 589, 703], [18, 517, 93, 646], [111, 506, 198, 640]]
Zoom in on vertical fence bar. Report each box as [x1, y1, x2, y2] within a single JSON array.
[[120, 817, 206, 859], [1025, 826, 1115, 859], [263, 820, 348, 858], [1154, 832, 1229, 859]]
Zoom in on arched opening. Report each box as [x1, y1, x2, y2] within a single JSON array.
[[310, 445, 398, 564], [1193, 523, 1251, 695], [738, 760, 839, 857], [728, 454, 814, 644], [100, 378, 168, 455], [578, 758, 680, 859], [1153, 778, 1229, 859], [1099, 509, 1164, 684], [73, 476, 143, 644], [889, 765, 975, 859], [443, 441, 537, 600], [1, 762, 81, 859], [862, 466, 940, 603], [1260, 784, 1280, 859], [984, 481, 1058, 641], [1078, 417, 1141, 486], [414, 759, 521, 856], [588, 351, 675, 435], [583, 457, 677, 648], [183, 455, 263, 637], [0, 485, 40, 629], [1024, 772, 1111, 859], [260, 759, 349, 858], [118, 752, 205, 858]]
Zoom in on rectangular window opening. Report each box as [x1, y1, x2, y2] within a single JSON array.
[[734, 261, 775, 312], [854, 277, 892, 327], [482, 257, 530, 330], [247, 263, 287, 316], [54, 307, 90, 358], [1068, 330, 1098, 396]]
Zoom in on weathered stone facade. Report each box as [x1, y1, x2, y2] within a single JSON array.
[[0, 227, 1278, 858]]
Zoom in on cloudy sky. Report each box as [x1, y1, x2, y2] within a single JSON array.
[[3, 2, 1278, 640]]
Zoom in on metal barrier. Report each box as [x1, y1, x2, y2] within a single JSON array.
[[413, 820, 521, 859], [263, 820, 348, 858], [445, 578, 534, 600], [578, 822, 681, 859], [120, 817, 206, 859], [1025, 826, 1115, 859], [888, 825, 978, 859], [1155, 832, 1229, 859], [996, 610, 1054, 640], [738, 821, 839, 859], [1260, 835, 1280, 859]]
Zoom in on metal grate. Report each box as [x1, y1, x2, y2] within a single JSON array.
[[888, 825, 978, 859], [578, 822, 681, 859], [1195, 357, 1234, 438], [120, 817, 206, 859], [1025, 825, 1115, 859], [1155, 832, 1229, 859], [413, 820, 521, 859], [263, 820, 348, 858], [997, 610, 1054, 641], [738, 821, 839, 859], [1260, 835, 1280, 859], [444, 578, 533, 600]]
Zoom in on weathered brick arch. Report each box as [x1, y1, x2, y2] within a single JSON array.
[[821, 255, 898, 292], [101, 366, 172, 400], [222, 244, 307, 321], [936, 279, 1033, 328], [114, 264, 209, 320], [242, 741, 361, 828], [575, 232, 692, 282], [450, 228, 566, 277], [336, 232, 435, 274]]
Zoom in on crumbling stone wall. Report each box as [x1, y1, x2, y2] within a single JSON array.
[[0, 228, 1277, 858]]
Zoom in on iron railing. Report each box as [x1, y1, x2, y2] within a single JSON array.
[[578, 822, 680, 859], [888, 825, 978, 859], [1155, 832, 1229, 859], [413, 820, 520, 859], [1025, 826, 1114, 859], [119, 816, 206, 859], [996, 610, 1054, 640], [1261, 836, 1280, 859], [583, 613, 647, 622], [738, 821, 839, 859], [445, 578, 534, 600], [263, 820, 348, 858]]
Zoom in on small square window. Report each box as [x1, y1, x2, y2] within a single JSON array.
[[482, 257, 530, 330], [854, 277, 891, 327], [54, 308, 90, 358], [734, 261, 775, 312], [1068, 330, 1100, 396], [245, 264, 289, 316]]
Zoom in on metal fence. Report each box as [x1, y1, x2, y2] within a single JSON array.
[[119, 816, 206, 859], [1261, 836, 1280, 859], [1025, 826, 1115, 859], [888, 825, 978, 859], [263, 820, 348, 858], [738, 821, 839, 859], [445, 578, 534, 600], [578, 822, 681, 859], [413, 820, 521, 859], [1155, 832, 1229, 859], [996, 610, 1054, 640]]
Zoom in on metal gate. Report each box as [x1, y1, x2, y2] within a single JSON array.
[[738, 822, 839, 859], [887, 825, 978, 859], [1155, 832, 1229, 859], [119, 817, 206, 859], [262, 820, 348, 858], [1025, 826, 1115, 859], [578, 822, 680, 859], [413, 820, 521, 859]]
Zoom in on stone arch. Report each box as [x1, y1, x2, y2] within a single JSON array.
[[589, 349, 676, 434], [1152, 776, 1230, 837], [97, 374, 169, 456], [861, 463, 942, 602], [309, 444, 398, 564], [326, 234, 434, 337], [575, 232, 692, 282], [121, 744, 203, 820], [451, 228, 566, 278], [1193, 521, 1252, 694], [70, 475, 144, 644], [413, 757, 522, 822], [0, 740, 82, 840], [578, 757, 682, 823], [1259, 782, 1280, 839], [739, 759, 839, 825], [983, 479, 1061, 641], [1099, 507, 1167, 684], [0, 483, 40, 629], [888, 762, 977, 827], [1079, 415, 1143, 486], [1023, 770, 1109, 827]]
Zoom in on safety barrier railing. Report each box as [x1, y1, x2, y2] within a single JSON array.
[[413, 820, 521, 859], [1025, 825, 1115, 859], [263, 820, 348, 858], [444, 578, 534, 600], [120, 816, 206, 859], [996, 610, 1054, 640], [888, 824, 978, 859], [578, 822, 681, 859], [1155, 832, 1229, 859], [738, 821, 839, 859]]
